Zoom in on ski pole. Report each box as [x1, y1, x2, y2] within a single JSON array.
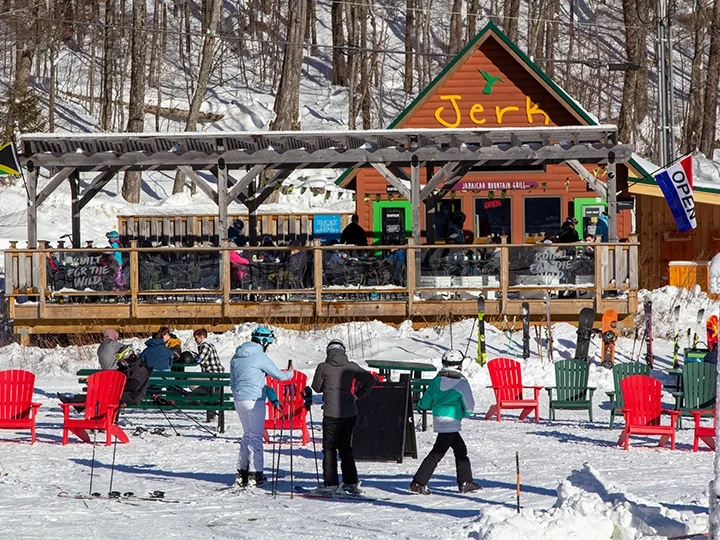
[[288, 385, 295, 500], [108, 407, 122, 495], [463, 316, 478, 358], [307, 399, 321, 490], [89, 403, 100, 496], [515, 451, 521, 513], [165, 400, 217, 437], [153, 396, 181, 436], [273, 390, 287, 498], [449, 312, 453, 349]]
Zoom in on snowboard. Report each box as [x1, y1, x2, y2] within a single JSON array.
[[707, 315, 719, 351], [477, 296, 487, 366], [600, 309, 618, 369], [643, 300, 654, 369], [521, 301, 530, 359], [574, 307, 596, 362], [544, 292, 554, 362]]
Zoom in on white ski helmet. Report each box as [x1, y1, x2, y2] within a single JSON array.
[[441, 349, 465, 368]]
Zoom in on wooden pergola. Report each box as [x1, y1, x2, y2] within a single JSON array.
[[19, 126, 632, 248]]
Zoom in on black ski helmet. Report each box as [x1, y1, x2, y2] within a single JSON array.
[[326, 339, 346, 353]]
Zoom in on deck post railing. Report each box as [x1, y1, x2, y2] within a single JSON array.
[[37, 241, 47, 319], [500, 236, 509, 313], [129, 240, 138, 317], [594, 242, 605, 313], [313, 239, 322, 316], [221, 239, 230, 316], [406, 239, 416, 317]]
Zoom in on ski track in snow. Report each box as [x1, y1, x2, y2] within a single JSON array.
[[0, 313, 714, 539]]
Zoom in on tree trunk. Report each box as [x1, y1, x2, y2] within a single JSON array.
[[682, 2, 707, 154], [448, 0, 462, 55], [633, 0, 650, 125], [331, 0, 347, 85], [617, 0, 640, 144], [503, 0, 520, 43], [123, 0, 148, 203], [101, 0, 115, 131], [306, 0, 318, 56], [148, 0, 160, 88], [701, 0, 720, 156], [172, 0, 222, 194], [466, 0, 479, 43], [403, 0, 414, 93], [270, 0, 308, 131]]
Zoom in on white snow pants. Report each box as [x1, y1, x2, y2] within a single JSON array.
[[235, 398, 266, 473]]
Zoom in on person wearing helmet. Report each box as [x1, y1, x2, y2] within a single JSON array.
[[557, 216, 580, 244], [409, 349, 481, 495], [446, 211, 466, 245], [229, 326, 293, 488], [311, 339, 375, 495]]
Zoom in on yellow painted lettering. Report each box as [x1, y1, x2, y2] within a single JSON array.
[[469, 103, 486, 125], [434, 95, 462, 128], [495, 105, 519, 124], [526, 96, 550, 125]]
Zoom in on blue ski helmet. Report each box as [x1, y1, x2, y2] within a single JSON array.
[[251, 326, 275, 348]]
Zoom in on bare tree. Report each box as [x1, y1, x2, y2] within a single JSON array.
[[617, 0, 643, 144], [270, 1, 308, 131], [306, 0, 318, 56], [172, 0, 222, 194], [101, 0, 116, 131], [466, 0, 480, 43], [701, 0, 720, 156], [403, 0, 414, 93], [682, 2, 707, 154], [331, 0, 347, 86], [122, 0, 148, 203], [448, 0, 463, 55], [503, 0, 521, 43]]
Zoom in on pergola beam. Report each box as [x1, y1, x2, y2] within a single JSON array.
[[78, 169, 119, 211], [177, 166, 218, 205], [566, 159, 608, 199], [36, 167, 76, 206], [371, 163, 412, 201], [227, 164, 266, 202]]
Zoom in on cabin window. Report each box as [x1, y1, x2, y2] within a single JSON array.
[[429, 200, 462, 241], [524, 196, 561, 240], [474, 198, 511, 240]]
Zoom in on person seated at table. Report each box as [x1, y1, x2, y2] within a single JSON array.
[[229, 242, 250, 287], [228, 219, 246, 246], [325, 249, 350, 286], [383, 247, 406, 286], [340, 214, 368, 246], [285, 240, 309, 288], [441, 211, 466, 258], [557, 217, 580, 244], [140, 327, 175, 371], [259, 235, 285, 263]]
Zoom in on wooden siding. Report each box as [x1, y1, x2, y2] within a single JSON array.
[[637, 194, 720, 289]]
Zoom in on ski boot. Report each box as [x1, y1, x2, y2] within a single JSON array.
[[459, 481, 481, 494], [234, 469, 248, 488], [247, 471, 266, 488], [408, 481, 430, 495], [342, 482, 362, 495]]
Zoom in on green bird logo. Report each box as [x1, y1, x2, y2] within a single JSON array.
[[478, 69, 503, 95]]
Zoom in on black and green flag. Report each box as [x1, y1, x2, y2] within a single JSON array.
[[0, 142, 20, 175]]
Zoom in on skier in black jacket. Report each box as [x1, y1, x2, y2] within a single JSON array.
[[311, 339, 375, 494]]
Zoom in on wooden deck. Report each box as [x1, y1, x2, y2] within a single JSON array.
[[5, 241, 638, 342]]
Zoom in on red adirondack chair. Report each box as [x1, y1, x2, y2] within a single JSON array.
[[0, 370, 41, 444], [485, 357, 543, 422], [618, 374, 680, 450], [61, 370, 129, 446], [263, 370, 310, 446], [691, 409, 716, 452]]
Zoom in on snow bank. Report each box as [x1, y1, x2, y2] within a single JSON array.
[[466, 464, 705, 540], [710, 253, 720, 294]]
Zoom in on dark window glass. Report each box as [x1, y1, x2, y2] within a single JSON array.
[[429, 200, 462, 240], [474, 198, 511, 239], [524, 197, 561, 237]]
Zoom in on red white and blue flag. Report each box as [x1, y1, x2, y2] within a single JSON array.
[[653, 154, 696, 232]]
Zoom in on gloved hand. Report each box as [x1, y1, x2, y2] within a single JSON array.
[[266, 387, 282, 410], [301, 386, 313, 411]]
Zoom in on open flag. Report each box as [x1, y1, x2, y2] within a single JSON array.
[[654, 154, 696, 232], [0, 142, 20, 175]]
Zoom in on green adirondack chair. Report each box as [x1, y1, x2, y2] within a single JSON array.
[[545, 359, 596, 421], [606, 362, 650, 428], [672, 361, 716, 429]]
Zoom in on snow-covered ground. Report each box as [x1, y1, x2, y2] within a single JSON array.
[[0, 303, 715, 540]]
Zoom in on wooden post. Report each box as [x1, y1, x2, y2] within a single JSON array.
[[500, 236, 509, 313], [411, 155, 421, 279], [314, 239, 322, 318], [70, 170, 81, 248], [607, 152, 617, 242], [26, 162, 38, 249], [406, 238, 416, 317], [38, 241, 47, 319], [130, 240, 138, 317], [218, 159, 228, 247], [221, 239, 230, 316], [595, 243, 605, 313]]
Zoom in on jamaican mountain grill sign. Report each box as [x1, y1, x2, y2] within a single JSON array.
[[454, 180, 539, 191]]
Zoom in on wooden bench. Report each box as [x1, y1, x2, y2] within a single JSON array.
[[76, 370, 235, 433]]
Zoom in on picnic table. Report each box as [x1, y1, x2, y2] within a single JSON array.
[[364, 359, 437, 431], [364, 359, 437, 380]]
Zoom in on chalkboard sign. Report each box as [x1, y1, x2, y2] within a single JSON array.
[[353, 377, 417, 463]]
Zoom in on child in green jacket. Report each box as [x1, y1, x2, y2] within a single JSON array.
[[410, 350, 481, 495]]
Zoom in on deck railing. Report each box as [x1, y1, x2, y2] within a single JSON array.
[[4, 238, 638, 321]]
